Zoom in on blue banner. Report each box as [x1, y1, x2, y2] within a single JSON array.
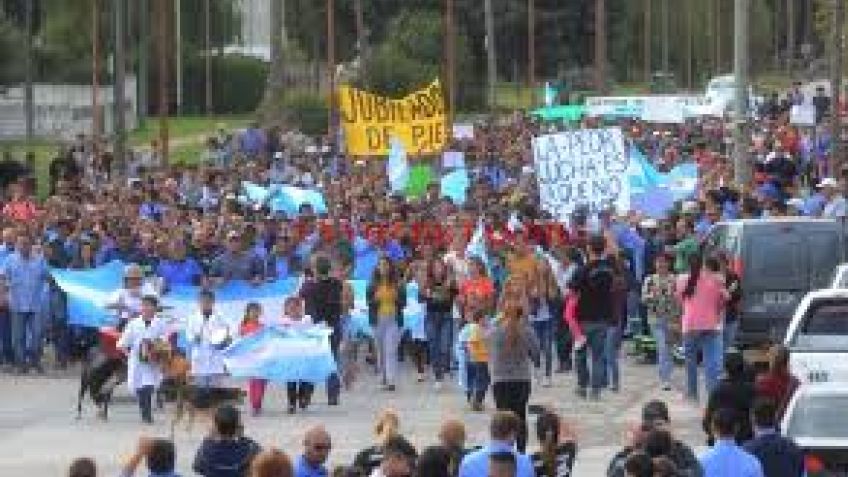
[[223, 325, 337, 383], [242, 182, 328, 216], [627, 147, 698, 218]]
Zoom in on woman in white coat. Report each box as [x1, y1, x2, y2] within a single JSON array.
[[117, 295, 170, 424], [185, 289, 230, 388]]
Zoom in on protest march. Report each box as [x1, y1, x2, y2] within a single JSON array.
[[2, 1, 848, 476]]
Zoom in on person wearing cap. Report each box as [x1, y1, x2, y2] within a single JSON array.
[[117, 294, 170, 424], [107, 263, 159, 327], [819, 177, 846, 219], [186, 290, 231, 389]]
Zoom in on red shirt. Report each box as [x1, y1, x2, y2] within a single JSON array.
[[2, 199, 38, 222], [755, 371, 800, 417], [239, 320, 262, 336]]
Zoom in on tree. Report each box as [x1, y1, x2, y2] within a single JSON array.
[[258, 0, 285, 115]]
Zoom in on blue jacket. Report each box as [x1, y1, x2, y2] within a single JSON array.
[[743, 430, 805, 477]]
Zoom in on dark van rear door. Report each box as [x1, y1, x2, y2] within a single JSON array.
[[742, 225, 808, 342]]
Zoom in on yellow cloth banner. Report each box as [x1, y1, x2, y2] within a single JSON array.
[[337, 79, 448, 156]]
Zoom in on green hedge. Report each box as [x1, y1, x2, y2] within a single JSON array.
[[180, 54, 268, 114], [277, 90, 329, 136]]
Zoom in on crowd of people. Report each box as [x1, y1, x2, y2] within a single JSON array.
[[0, 81, 842, 476]]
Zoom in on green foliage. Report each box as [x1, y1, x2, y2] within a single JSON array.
[[181, 55, 268, 114], [0, 13, 24, 83], [277, 90, 329, 136]]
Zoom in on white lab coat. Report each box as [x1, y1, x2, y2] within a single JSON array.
[[117, 315, 169, 392], [185, 311, 230, 377], [107, 282, 159, 322]]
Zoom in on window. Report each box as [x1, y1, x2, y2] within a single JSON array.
[[791, 301, 848, 349], [787, 394, 848, 440]]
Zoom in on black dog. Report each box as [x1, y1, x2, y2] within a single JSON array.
[[76, 348, 126, 420]]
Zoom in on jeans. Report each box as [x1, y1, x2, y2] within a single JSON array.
[[425, 310, 453, 381], [0, 308, 12, 364], [530, 319, 553, 377], [466, 361, 490, 404], [683, 330, 724, 401], [137, 385, 154, 423], [375, 318, 401, 385], [604, 325, 622, 389], [493, 380, 531, 453], [723, 318, 738, 351], [286, 381, 314, 407], [651, 318, 673, 384], [48, 288, 70, 366], [11, 311, 41, 366], [575, 322, 607, 393], [327, 324, 342, 401]]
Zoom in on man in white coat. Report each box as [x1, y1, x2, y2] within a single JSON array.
[[117, 295, 170, 424], [185, 290, 230, 389]]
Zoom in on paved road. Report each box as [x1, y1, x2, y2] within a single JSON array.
[[0, 349, 706, 476]]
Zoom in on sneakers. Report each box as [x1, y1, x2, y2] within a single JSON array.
[[416, 372, 426, 383], [542, 376, 553, 388], [661, 382, 672, 391], [574, 336, 588, 351], [382, 384, 396, 392], [433, 380, 443, 391]]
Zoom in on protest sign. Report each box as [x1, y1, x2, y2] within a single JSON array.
[[532, 128, 629, 220], [442, 150, 465, 169], [585, 95, 705, 119], [337, 79, 448, 156], [452, 123, 475, 140], [790, 104, 816, 126]]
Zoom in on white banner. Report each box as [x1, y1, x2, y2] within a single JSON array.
[[641, 97, 686, 123], [585, 95, 705, 119], [790, 105, 816, 126], [532, 128, 630, 220]]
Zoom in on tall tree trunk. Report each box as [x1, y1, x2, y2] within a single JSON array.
[[259, 0, 285, 115], [644, 0, 652, 82], [595, 0, 607, 92]]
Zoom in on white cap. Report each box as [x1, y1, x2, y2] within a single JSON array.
[[640, 219, 658, 229], [818, 177, 839, 188]]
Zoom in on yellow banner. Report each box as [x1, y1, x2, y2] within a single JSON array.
[[337, 79, 448, 156]]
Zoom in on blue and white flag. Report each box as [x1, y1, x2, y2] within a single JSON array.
[[269, 185, 328, 216], [440, 168, 470, 205], [387, 137, 409, 193], [51, 261, 125, 327], [466, 219, 490, 273], [222, 325, 337, 383]]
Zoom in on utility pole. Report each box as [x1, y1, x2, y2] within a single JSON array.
[[114, 0, 127, 173], [528, 0, 536, 104], [353, 0, 367, 64], [92, 0, 102, 159], [733, 0, 750, 185], [157, 0, 170, 164], [22, 0, 34, 143], [787, 0, 795, 76], [445, 0, 456, 122], [594, 0, 607, 93], [661, 0, 669, 74], [138, 0, 149, 120], [205, 0, 212, 114], [327, 0, 336, 145], [175, 0, 182, 115], [687, 0, 694, 89], [644, 0, 652, 83], [831, 0, 845, 171], [484, 0, 497, 110]]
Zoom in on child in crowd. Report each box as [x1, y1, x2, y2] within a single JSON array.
[[239, 302, 266, 416], [280, 296, 315, 414], [463, 309, 490, 412]]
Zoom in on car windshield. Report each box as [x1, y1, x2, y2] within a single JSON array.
[[787, 394, 848, 439], [790, 301, 848, 349]]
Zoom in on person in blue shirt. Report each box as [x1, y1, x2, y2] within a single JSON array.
[[294, 425, 332, 477], [459, 411, 536, 477], [698, 408, 764, 477], [157, 240, 204, 290], [2, 233, 49, 374]]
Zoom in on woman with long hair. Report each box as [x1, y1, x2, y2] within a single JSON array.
[[676, 253, 729, 401], [490, 278, 541, 453], [366, 257, 406, 391], [530, 410, 578, 477], [353, 408, 401, 476], [422, 257, 458, 387], [528, 258, 560, 388]]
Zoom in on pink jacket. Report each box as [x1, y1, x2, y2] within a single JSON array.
[[676, 272, 729, 333]]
